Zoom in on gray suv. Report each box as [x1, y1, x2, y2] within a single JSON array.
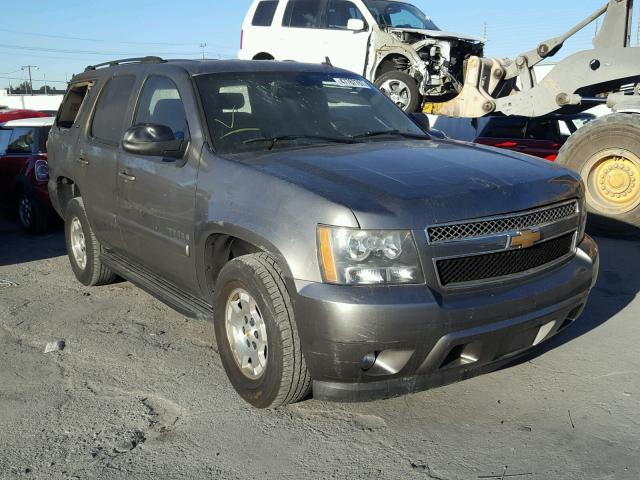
[[48, 57, 599, 408]]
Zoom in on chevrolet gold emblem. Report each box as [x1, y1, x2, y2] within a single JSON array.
[[510, 229, 541, 249]]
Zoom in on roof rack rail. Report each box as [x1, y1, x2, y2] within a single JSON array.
[[85, 56, 166, 72]]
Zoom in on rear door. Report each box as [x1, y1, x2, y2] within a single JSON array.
[[79, 75, 137, 250], [116, 74, 200, 293], [278, 0, 330, 64]]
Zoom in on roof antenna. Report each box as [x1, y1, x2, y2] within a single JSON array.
[[323, 56, 333, 67]]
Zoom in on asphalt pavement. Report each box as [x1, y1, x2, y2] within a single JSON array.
[[1, 215, 638, 480]]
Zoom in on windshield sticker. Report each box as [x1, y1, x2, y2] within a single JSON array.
[[330, 77, 371, 89]]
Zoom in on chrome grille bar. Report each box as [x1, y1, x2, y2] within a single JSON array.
[[427, 200, 579, 244]]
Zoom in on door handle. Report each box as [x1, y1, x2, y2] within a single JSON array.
[[118, 171, 136, 182], [77, 154, 89, 165]]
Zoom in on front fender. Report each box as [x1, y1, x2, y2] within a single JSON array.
[[194, 153, 360, 298]]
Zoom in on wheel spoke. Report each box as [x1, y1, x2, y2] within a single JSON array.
[[225, 287, 269, 380]]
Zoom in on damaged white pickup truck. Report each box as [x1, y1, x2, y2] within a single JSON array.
[[240, 0, 484, 111]]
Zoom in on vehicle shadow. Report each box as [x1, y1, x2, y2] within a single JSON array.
[[0, 211, 66, 267], [508, 227, 640, 366], [587, 213, 640, 241]]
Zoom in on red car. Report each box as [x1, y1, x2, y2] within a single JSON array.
[[474, 113, 596, 161], [0, 109, 49, 123], [0, 117, 56, 233]]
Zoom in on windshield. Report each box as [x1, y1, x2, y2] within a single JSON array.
[[363, 0, 439, 30], [196, 71, 427, 154]]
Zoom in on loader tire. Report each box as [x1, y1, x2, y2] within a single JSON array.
[[557, 113, 640, 239]]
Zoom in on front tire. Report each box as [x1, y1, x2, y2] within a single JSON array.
[[375, 71, 422, 112], [557, 113, 640, 238], [64, 198, 116, 286], [213, 253, 311, 408]]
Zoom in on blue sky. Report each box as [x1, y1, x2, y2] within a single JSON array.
[[0, 0, 630, 89]]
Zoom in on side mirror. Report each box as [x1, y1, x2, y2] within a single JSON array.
[[347, 19, 366, 32], [122, 124, 186, 159], [410, 112, 431, 133]]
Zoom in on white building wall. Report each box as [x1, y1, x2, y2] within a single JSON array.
[[0, 90, 64, 111]]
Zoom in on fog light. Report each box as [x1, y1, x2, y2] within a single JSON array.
[[360, 352, 378, 371]]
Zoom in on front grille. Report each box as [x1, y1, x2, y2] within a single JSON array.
[[428, 202, 578, 243], [436, 233, 575, 286]]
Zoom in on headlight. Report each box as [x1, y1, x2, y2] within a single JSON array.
[[35, 159, 49, 182], [578, 194, 588, 243], [318, 226, 424, 285]]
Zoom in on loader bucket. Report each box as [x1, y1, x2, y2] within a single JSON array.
[[423, 56, 499, 118]]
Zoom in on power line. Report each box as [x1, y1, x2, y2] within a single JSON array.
[[0, 27, 219, 47], [0, 75, 67, 84], [0, 42, 207, 57], [0, 29, 238, 52]]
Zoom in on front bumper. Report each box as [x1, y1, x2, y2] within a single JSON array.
[[291, 235, 599, 402]]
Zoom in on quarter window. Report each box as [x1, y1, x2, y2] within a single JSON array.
[[57, 82, 92, 129], [135, 76, 189, 140], [282, 0, 324, 28], [252, 1, 279, 26], [91, 76, 136, 144]]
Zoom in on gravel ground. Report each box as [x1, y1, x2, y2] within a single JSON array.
[[1, 215, 639, 480]]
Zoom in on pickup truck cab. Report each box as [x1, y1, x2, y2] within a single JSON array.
[[48, 57, 598, 408], [0, 117, 56, 233], [239, 0, 483, 111]]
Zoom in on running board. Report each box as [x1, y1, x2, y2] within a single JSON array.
[[101, 251, 214, 321]]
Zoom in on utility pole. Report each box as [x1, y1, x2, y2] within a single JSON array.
[[483, 22, 488, 43], [200, 43, 207, 60], [21, 65, 38, 95], [636, 7, 639, 46]]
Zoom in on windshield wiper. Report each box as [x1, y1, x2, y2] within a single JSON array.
[[352, 130, 429, 140], [244, 134, 360, 150]]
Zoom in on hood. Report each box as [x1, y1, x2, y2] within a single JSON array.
[[391, 27, 484, 44], [229, 140, 581, 229]]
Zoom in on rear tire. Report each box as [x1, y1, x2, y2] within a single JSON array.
[[213, 253, 311, 408], [17, 185, 49, 234], [375, 71, 422, 112], [64, 198, 117, 286], [557, 113, 640, 238]]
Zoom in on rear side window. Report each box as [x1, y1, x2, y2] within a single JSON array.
[[282, 0, 324, 28], [252, 1, 279, 26], [480, 117, 527, 139], [6, 128, 36, 154], [134, 76, 189, 140], [91, 76, 136, 144], [525, 118, 558, 141], [57, 82, 92, 129]]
